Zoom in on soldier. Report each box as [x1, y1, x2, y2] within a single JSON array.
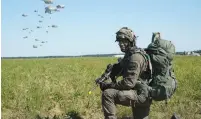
[[99, 27, 152, 119]]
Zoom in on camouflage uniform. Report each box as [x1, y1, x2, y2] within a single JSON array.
[[100, 27, 152, 119]]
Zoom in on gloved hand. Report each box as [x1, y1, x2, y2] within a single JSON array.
[[99, 82, 114, 91], [134, 82, 150, 103]]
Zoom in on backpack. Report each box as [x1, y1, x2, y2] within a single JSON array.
[[144, 32, 177, 102]]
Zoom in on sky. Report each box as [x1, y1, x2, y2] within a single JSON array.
[[1, 0, 201, 57]]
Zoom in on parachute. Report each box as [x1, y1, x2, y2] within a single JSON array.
[[42, 0, 53, 4], [45, 6, 59, 14], [41, 41, 48, 43], [33, 45, 38, 48], [37, 26, 42, 29], [51, 25, 58, 28], [22, 28, 29, 30], [23, 36, 28, 39], [22, 14, 28, 17], [56, 5, 65, 9], [20, 0, 65, 48]]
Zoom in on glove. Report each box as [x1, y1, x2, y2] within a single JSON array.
[[99, 82, 114, 91], [134, 82, 150, 103]]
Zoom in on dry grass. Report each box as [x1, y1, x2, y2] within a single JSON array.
[[1, 56, 201, 119]]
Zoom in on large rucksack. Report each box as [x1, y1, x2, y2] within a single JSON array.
[[144, 32, 177, 102]]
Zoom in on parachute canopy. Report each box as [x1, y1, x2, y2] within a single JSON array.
[[56, 5, 65, 9], [20, 0, 65, 48], [51, 25, 58, 28], [41, 41, 48, 43], [22, 14, 28, 17], [22, 28, 29, 30], [33, 45, 38, 48], [45, 6, 59, 14], [23, 36, 28, 39], [42, 0, 53, 4]]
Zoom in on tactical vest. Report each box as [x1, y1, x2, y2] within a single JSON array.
[[130, 48, 152, 82], [119, 48, 151, 82]]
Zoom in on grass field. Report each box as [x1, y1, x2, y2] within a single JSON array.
[[1, 56, 201, 119]]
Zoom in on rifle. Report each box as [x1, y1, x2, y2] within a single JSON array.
[[95, 64, 113, 84], [88, 64, 113, 94], [95, 57, 123, 85], [88, 58, 123, 94]]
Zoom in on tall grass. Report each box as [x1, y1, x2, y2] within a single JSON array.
[[1, 56, 201, 119]]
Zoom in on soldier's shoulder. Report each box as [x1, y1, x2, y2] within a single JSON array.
[[128, 48, 147, 62], [129, 52, 145, 62]]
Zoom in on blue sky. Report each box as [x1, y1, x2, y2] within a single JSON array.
[[1, 0, 201, 57]]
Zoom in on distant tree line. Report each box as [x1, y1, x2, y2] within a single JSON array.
[[1, 53, 124, 59], [176, 49, 201, 55], [194, 50, 201, 54], [2, 50, 200, 59]]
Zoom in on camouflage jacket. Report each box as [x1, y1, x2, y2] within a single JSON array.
[[110, 48, 149, 90]]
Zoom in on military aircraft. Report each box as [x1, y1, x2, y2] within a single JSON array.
[[45, 6, 59, 14], [34, 10, 38, 13], [39, 20, 43, 23], [42, 0, 53, 4], [56, 5, 65, 9], [35, 39, 39, 41]]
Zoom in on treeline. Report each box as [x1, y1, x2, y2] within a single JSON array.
[[176, 50, 201, 55], [1, 53, 124, 59], [194, 50, 201, 53], [2, 50, 200, 59]]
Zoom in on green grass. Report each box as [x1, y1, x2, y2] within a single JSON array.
[[2, 56, 201, 119]]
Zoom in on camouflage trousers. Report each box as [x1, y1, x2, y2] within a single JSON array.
[[101, 89, 152, 119]]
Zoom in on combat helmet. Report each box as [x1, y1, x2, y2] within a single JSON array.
[[116, 27, 137, 42]]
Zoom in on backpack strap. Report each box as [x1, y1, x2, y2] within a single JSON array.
[[134, 48, 153, 84], [165, 65, 171, 78]]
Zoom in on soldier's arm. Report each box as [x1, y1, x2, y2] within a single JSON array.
[[110, 63, 123, 82], [113, 53, 144, 90], [110, 63, 123, 76]]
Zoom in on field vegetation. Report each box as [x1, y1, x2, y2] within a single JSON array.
[[2, 56, 201, 119]]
